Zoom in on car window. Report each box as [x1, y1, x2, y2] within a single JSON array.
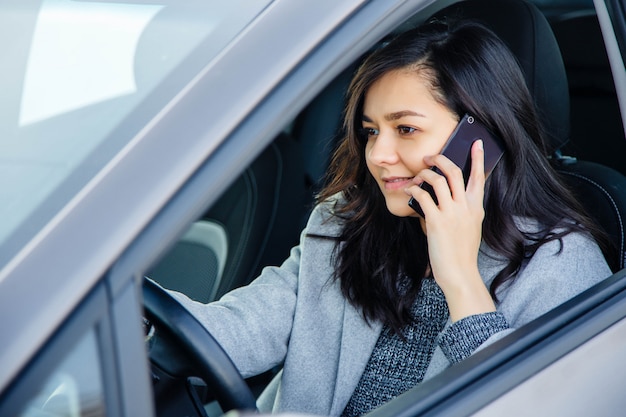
[[0, 0, 272, 269], [17, 328, 105, 417], [1, 278, 154, 417]]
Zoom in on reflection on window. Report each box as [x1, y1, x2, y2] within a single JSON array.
[[19, 328, 106, 417], [20, 0, 163, 126]]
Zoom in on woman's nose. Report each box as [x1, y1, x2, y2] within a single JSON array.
[[367, 130, 400, 165]]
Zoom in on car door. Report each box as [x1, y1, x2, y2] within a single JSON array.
[[0, 278, 154, 417]]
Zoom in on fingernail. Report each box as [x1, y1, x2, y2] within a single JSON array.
[[477, 139, 484, 150]]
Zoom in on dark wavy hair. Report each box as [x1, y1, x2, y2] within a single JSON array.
[[315, 20, 610, 334]]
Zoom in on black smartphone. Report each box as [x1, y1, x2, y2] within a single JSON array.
[[408, 114, 505, 217]]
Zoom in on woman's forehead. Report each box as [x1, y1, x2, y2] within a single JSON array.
[[362, 70, 446, 119]]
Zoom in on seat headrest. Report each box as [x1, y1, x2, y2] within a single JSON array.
[[431, 0, 570, 153]]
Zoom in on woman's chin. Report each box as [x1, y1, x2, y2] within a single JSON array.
[[385, 199, 421, 218]]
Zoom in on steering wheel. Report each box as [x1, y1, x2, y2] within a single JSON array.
[[142, 278, 257, 415]]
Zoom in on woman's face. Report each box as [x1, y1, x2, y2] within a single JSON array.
[[363, 69, 459, 217]]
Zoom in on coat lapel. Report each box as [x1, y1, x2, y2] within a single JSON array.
[[329, 302, 383, 415]]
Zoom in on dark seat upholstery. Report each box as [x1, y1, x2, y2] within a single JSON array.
[[432, 0, 570, 153], [204, 133, 306, 299], [291, 64, 359, 227], [550, 11, 626, 175], [432, 0, 626, 271]]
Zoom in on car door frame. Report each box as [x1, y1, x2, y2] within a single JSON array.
[[0, 276, 154, 417]]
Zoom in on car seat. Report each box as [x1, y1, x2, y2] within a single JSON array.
[[147, 219, 228, 303], [431, 0, 626, 271], [149, 132, 306, 302], [291, 63, 360, 227], [550, 10, 626, 176], [204, 132, 306, 300]]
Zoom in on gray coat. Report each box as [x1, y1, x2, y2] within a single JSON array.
[[174, 199, 611, 416]]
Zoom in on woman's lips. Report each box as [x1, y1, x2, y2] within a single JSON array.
[[382, 176, 414, 190]]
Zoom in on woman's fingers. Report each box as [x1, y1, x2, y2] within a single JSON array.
[[419, 141, 488, 314], [426, 156, 465, 201], [466, 139, 486, 206], [405, 179, 437, 217], [406, 140, 486, 218], [417, 140, 485, 209]]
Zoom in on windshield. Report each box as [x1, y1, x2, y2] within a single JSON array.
[[0, 0, 271, 267]]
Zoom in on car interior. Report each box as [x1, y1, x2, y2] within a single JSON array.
[[145, 0, 626, 414]]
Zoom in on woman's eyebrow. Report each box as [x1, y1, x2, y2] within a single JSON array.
[[385, 110, 424, 121], [362, 111, 425, 123]]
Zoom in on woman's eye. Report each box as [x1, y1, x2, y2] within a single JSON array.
[[397, 126, 416, 135], [360, 127, 379, 139]]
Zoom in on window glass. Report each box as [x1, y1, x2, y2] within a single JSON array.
[[0, 0, 272, 269], [18, 328, 106, 417]]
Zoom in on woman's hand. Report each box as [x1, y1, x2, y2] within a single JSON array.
[[405, 140, 495, 321]]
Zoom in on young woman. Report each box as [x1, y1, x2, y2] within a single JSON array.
[[172, 20, 611, 416]]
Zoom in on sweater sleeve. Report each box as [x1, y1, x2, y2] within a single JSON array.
[[168, 241, 301, 378], [166, 200, 341, 378], [438, 312, 509, 364]]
